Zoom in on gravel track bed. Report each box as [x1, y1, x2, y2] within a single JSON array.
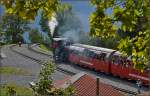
[[13, 45, 50, 61]]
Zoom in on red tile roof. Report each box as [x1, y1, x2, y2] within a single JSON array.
[[53, 75, 71, 89], [73, 74, 123, 96], [53, 72, 124, 96]]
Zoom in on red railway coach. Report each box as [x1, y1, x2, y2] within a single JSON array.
[[52, 38, 150, 85], [65, 44, 150, 85]]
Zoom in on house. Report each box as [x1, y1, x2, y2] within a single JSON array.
[[53, 72, 125, 96]]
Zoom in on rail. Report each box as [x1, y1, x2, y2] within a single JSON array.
[[28, 43, 52, 57], [112, 86, 137, 95], [9, 44, 75, 76]]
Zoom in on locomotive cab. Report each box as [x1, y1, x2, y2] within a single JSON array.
[[52, 37, 72, 62]]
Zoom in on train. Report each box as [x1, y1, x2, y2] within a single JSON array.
[[52, 38, 150, 86]]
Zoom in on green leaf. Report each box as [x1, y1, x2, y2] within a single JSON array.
[[131, 21, 136, 24], [134, 10, 140, 16], [122, 25, 126, 32], [129, 27, 132, 32], [6, 8, 13, 13]]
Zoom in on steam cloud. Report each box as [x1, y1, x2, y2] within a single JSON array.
[[48, 8, 85, 43]]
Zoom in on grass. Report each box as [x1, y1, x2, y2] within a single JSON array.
[[0, 67, 30, 75], [0, 83, 33, 96], [39, 44, 50, 51]]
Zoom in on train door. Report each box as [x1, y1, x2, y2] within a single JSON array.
[[92, 51, 101, 71], [93, 52, 109, 73], [79, 49, 94, 69], [119, 56, 131, 78], [99, 52, 109, 73], [69, 49, 81, 64], [111, 55, 122, 76]]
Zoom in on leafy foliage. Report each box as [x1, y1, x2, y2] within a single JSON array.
[[39, 11, 51, 36], [35, 60, 55, 95], [29, 29, 44, 43], [35, 60, 75, 96], [39, 11, 53, 46], [1, 14, 30, 43], [0, 0, 58, 20], [0, 19, 5, 45], [90, 0, 150, 70]]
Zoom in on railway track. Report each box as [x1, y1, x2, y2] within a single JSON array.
[[28, 43, 52, 57], [9, 44, 75, 76], [27, 44, 140, 96], [10, 44, 147, 95]]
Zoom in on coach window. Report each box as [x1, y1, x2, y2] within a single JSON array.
[[87, 50, 91, 57], [95, 51, 101, 59], [89, 51, 95, 58], [83, 49, 90, 57], [144, 67, 150, 73], [92, 52, 97, 58], [98, 54, 102, 60], [120, 56, 129, 67], [71, 50, 75, 54], [73, 50, 78, 55], [112, 55, 119, 65], [95, 53, 100, 60], [120, 56, 125, 65], [97, 53, 101, 59], [97, 53, 102, 60], [124, 57, 128, 67], [69, 50, 73, 53], [126, 60, 131, 67], [78, 51, 83, 56], [95, 54, 98, 59], [100, 53, 106, 61], [77, 51, 82, 56]]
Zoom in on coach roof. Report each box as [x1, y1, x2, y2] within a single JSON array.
[[73, 43, 117, 53]]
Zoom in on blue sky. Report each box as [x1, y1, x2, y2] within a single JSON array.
[[0, 5, 4, 17], [62, 0, 95, 32]]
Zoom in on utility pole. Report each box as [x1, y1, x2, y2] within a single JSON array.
[[96, 78, 100, 96]]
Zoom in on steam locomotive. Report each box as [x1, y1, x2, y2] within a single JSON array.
[[52, 38, 150, 85]]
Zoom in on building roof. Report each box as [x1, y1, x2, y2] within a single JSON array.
[[53, 72, 124, 96]]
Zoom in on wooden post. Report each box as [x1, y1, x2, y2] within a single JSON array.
[[96, 78, 100, 96]]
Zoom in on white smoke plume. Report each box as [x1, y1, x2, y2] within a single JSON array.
[[48, 14, 58, 36]]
